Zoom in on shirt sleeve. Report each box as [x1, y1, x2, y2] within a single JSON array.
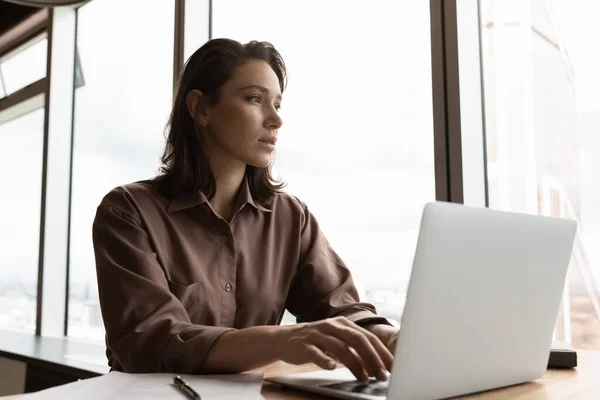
[[285, 202, 392, 327], [92, 191, 235, 373]]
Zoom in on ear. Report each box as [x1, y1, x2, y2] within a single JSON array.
[[185, 89, 207, 121]]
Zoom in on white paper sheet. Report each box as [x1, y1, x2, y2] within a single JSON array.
[[12, 371, 265, 400]]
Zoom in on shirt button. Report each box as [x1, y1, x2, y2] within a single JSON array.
[[220, 236, 228, 243], [225, 283, 232, 292]]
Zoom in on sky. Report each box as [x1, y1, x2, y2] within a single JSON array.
[[0, 37, 46, 97], [552, 0, 600, 112], [0, 108, 44, 285]]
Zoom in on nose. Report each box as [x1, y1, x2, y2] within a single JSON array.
[[266, 106, 283, 130]]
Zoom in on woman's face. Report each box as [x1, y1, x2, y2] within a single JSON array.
[[195, 60, 283, 169]]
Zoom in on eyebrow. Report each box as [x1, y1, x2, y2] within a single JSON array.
[[238, 85, 282, 101]]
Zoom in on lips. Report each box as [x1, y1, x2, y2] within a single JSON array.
[[258, 136, 277, 152], [259, 136, 277, 145]]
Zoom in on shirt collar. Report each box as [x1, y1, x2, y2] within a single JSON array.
[[167, 177, 272, 213], [235, 176, 272, 213], [167, 189, 209, 213]]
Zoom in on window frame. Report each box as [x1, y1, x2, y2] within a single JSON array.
[[0, 9, 49, 336], [0, 9, 48, 121]]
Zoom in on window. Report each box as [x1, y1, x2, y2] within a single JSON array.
[[480, 0, 600, 348], [0, 107, 45, 332], [0, 35, 47, 97], [214, 0, 436, 325], [67, 0, 175, 341]]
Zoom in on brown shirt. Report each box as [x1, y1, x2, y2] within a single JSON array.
[[92, 178, 387, 373]]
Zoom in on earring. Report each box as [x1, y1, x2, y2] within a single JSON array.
[[201, 120, 208, 128]]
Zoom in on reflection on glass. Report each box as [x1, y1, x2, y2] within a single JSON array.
[[0, 107, 44, 332], [214, 0, 436, 325], [68, 0, 174, 341], [0, 37, 47, 95], [480, 0, 600, 349]]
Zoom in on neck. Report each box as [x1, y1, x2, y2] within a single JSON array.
[[205, 145, 247, 221], [212, 167, 246, 219]]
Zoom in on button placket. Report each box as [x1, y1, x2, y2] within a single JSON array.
[[217, 226, 236, 326]]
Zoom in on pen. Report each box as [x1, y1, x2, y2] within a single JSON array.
[[173, 375, 201, 400]]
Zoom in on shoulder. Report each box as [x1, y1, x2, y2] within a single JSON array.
[[99, 180, 158, 206], [97, 180, 167, 220], [270, 190, 310, 221]]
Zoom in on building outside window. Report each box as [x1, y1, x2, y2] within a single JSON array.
[[479, 0, 600, 349]]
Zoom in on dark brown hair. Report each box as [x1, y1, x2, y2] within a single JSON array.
[[156, 38, 287, 202]]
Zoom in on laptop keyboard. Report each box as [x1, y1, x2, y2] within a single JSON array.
[[320, 379, 389, 397]]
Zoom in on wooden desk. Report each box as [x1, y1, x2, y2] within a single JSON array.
[[260, 350, 600, 399]]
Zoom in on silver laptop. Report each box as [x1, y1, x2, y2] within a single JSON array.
[[266, 202, 577, 399]]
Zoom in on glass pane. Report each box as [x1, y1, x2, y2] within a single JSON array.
[[214, 0, 436, 325], [481, 0, 600, 349], [184, 0, 210, 61], [68, 0, 174, 341], [0, 37, 47, 95], [0, 107, 44, 332]]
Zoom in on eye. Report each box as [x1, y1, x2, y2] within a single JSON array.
[[247, 95, 261, 104], [275, 104, 282, 111]]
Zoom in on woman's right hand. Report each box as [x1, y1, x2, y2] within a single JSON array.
[[273, 317, 394, 382]]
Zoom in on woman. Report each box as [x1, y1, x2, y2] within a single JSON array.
[[93, 38, 398, 383]]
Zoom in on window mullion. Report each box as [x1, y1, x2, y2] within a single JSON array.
[[38, 7, 77, 338]]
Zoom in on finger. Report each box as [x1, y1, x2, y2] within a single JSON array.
[[330, 324, 386, 376], [348, 347, 373, 381], [321, 322, 388, 381], [304, 345, 338, 371], [340, 318, 398, 362], [337, 318, 395, 371], [313, 333, 370, 382], [388, 332, 399, 353]]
